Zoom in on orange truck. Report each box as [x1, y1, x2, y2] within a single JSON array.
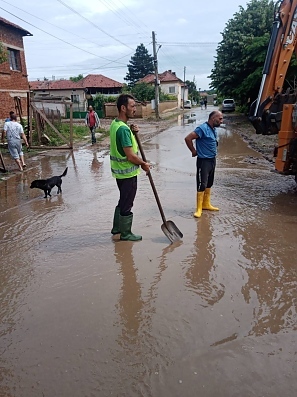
[[249, 0, 297, 182]]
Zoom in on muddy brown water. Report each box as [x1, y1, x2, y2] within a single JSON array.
[[1, 108, 296, 397]]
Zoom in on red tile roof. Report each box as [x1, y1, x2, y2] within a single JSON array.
[[138, 70, 183, 84], [29, 80, 80, 90], [81, 74, 123, 88], [0, 17, 32, 36], [29, 74, 123, 90]]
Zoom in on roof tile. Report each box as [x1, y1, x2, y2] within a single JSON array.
[[138, 70, 183, 84], [0, 16, 32, 36], [81, 74, 123, 88], [29, 74, 123, 90]]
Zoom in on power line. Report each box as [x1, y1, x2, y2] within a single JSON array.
[[0, 5, 128, 64], [159, 42, 218, 46], [112, 0, 150, 31], [57, 0, 134, 50], [97, 0, 145, 31], [0, 0, 108, 49]]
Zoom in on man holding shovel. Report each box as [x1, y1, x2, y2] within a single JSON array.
[[110, 94, 150, 241]]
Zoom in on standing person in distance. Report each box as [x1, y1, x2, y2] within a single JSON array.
[[184, 110, 223, 218], [204, 97, 208, 110], [110, 94, 150, 241], [85, 105, 100, 145], [1, 114, 29, 171]]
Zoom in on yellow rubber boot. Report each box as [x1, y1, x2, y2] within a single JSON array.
[[194, 191, 204, 218], [202, 188, 219, 211]]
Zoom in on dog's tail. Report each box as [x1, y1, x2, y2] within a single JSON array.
[[60, 167, 68, 178]]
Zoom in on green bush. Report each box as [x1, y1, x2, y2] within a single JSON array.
[[31, 123, 108, 146]]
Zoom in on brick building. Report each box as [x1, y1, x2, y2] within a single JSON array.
[[0, 17, 32, 122]]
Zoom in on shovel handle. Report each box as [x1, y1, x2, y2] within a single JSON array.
[[134, 133, 168, 225]]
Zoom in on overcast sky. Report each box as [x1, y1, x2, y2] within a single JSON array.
[[1, 0, 249, 89]]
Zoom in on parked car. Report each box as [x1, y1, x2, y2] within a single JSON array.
[[184, 100, 192, 109], [222, 98, 235, 113]]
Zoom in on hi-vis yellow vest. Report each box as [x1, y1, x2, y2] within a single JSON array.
[[109, 119, 140, 179]]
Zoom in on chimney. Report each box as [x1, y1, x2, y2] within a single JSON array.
[[172, 71, 176, 76], [168, 69, 172, 73]]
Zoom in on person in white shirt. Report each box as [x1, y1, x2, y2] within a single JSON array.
[[2, 114, 29, 171]]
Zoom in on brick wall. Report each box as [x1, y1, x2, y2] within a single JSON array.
[[0, 22, 30, 122]]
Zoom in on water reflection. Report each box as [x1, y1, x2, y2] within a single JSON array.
[[90, 152, 102, 175], [184, 215, 225, 307], [66, 150, 78, 175], [114, 241, 144, 348], [178, 113, 197, 126], [239, 217, 297, 336], [146, 241, 183, 307]]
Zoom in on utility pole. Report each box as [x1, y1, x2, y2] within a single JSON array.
[[182, 66, 186, 110], [152, 31, 160, 119]]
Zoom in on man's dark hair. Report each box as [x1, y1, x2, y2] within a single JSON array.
[[9, 111, 14, 116], [10, 114, 17, 121], [116, 94, 135, 112], [208, 111, 218, 120]]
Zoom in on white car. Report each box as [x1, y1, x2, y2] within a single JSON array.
[[184, 100, 192, 109], [222, 98, 235, 113]]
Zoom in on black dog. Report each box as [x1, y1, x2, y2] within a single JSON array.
[[30, 167, 68, 198]]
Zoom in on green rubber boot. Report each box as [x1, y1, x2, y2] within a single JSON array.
[[111, 206, 120, 235], [119, 214, 142, 241]]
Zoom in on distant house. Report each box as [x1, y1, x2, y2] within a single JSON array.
[[29, 79, 85, 114], [81, 74, 123, 97], [29, 74, 123, 112], [0, 17, 32, 121], [138, 70, 188, 108]]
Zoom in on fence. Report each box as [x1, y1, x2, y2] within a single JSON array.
[[66, 108, 104, 119], [104, 100, 178, 118]]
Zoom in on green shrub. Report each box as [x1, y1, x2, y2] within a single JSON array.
[[31, 123, 108, 146]]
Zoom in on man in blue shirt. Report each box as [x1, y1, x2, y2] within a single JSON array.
[[184, 110, 223, 218]]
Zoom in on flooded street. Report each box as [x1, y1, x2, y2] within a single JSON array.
[[1, 108, 296, 397]]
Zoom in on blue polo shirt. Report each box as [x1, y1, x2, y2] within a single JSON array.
[[194, 122, 218, 158]]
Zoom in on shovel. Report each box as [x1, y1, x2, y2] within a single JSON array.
[[134, 132, 183, 243]]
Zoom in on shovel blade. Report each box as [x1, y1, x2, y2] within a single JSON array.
[[161, 220, 183, 243]]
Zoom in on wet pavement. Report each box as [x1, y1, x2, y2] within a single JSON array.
[[1, 107, 297, 396]]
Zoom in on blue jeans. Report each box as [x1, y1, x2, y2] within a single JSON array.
[[89, 126, 96, 144]]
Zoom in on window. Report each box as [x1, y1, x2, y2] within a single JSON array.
[[71, 94, 80, 103], [8, 49, 21, 71], [169, 86, 176, 94]]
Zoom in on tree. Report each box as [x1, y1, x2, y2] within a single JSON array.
[[0, 42, 7, 64], [124, 44, 154, 87], [209, 0, 275, 106], [186, 79, 199, 102], [70, 74, 84, 82], [131, 82, 155, 102]]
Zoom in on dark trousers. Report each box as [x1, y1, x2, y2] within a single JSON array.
[[116, 176, 137, 216], [196, 157, 216, 191], [89, 126, 96, 143]]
